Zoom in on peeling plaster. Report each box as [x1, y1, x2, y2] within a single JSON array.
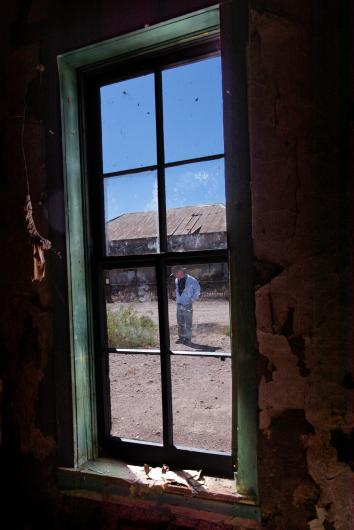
[[258, 330, 307, 434], [306, 432, 354, 530], [251, 4, 352, 529]]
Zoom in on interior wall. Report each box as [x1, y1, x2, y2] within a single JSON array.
[[250, 2, 352, 528], [0, 1, 352, 529]]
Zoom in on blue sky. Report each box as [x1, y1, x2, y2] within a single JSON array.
[[100, 56, 225, 221]]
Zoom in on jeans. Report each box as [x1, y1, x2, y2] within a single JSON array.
[[177, 303, 193, 341]]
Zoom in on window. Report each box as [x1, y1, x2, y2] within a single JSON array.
[[85, 49, 232, 475], [58, 4, 258, 497]]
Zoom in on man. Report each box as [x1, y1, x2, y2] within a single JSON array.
[[171, 266, 201, 346]]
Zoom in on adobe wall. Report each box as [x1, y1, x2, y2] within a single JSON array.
[[0, 1, 351, 529], [249, 2, 352, 528]]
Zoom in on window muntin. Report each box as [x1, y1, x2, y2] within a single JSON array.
[[91, 48, 233, 475]]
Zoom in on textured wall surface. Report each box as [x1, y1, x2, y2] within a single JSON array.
[[0, 1, 352, 529], [249, 2, 352, 528]]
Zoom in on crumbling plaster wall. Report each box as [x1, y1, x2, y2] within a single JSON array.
[[0, 1, 352, 529], [249, 2, 353, 529]]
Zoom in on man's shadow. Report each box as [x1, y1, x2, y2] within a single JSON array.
[[187, 341, 222, 352]]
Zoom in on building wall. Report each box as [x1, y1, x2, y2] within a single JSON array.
[[0, 1, 352, 529], [108, 232, 227, 255]]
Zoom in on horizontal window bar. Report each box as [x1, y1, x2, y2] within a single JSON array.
[[103, 164, 158, 179], [106, 348, 231, 358], [102, 153, 224, 179], [171, 350, 231, 358], [99, 249, 229, 269], [83, 37, 220, 87], [114, 438, 231, 457], [107, 348, 160, 355], [104, 438, 233, 476], [174, 444, 232, 457], [164, 152, 224, 169], [118, 437, 163, 447]]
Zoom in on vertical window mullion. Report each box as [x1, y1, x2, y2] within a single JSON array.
[[155, 69, 167, 252], [156, 256, 173, 447], [155, 69, 174, 448]]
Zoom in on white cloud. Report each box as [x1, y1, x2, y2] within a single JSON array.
[[194, 170, 209, 183], [144, 180, 158, 211]]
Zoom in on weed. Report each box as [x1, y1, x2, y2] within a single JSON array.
[[224, 324, 231, 337], [107, 305, 158, 348]]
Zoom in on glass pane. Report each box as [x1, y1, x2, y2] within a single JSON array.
[[109, 353, 163, 443], [172, 356, 232, 452], [104, 171, 158, 255], [167, 263, 231, 353], [100, 74, 156, 173], [105, 267, 160, 350], [165, 159, 226, 252], [162, 56, 224, 163]]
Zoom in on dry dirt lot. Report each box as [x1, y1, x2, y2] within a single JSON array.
[[108, 299, 232, 452]]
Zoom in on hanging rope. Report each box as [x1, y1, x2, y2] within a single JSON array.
[[21, 75, 59, 282]]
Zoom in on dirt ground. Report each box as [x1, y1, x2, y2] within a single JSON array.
[[108, 298, 232, 352], [108, 299, 232, 452]]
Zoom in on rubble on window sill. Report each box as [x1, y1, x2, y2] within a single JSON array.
[[76, 458, 255, 505]]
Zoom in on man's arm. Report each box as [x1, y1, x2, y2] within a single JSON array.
[[190, 277, 201, 302]]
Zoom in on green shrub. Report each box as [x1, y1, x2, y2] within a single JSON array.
[[224, 324, 231, 337], [107, 305, 158, 348]]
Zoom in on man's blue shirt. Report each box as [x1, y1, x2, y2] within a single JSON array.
[[175, 274, 201, 305]]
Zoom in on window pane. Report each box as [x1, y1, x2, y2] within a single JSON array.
[[100, 74, 156, 173], [109, 353, 163, 443], [167, 263, 231, 353], [171, 356, 232, 452], [162, 56, 224, 163], [165, 158, 226, 252], [104, 171, 158, 255], [105, 267, 160, 350]]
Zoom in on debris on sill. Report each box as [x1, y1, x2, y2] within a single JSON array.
[[75, 459, 254, 504], [143, 463, 205, 495]]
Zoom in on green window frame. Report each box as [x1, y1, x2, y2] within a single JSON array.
[[58, 2, 258, 501]]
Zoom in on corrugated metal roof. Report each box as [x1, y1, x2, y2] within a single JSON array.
[[106, 204, 226, 240]]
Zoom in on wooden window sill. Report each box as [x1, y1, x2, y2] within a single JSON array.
[[58, 458, 260, 528]]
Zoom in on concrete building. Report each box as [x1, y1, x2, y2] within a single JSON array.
[[106, 204, 227, 254]]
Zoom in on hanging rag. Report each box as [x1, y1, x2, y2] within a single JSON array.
[[24, 194, 51, 282]]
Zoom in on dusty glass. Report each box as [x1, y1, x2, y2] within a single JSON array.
[[162, 56, 224, 163], [171, 355, 232, 452], [109, 353, 163, 443], [165, 158, 226, 252], [100, 73, 156, 173], [104, 171, 159, 255], [105, 267, 160, 350]]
